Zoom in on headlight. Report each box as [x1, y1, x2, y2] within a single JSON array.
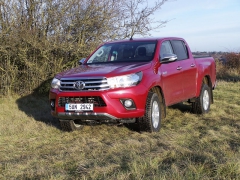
[[107, 72, 142, 89], [51, 78, 61, 89]]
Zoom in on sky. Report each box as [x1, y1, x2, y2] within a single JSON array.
[[148, 0, 240, 52]]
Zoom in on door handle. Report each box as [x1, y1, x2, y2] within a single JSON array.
[[191, 64, 195, 67], [176, 66, 182, 70]]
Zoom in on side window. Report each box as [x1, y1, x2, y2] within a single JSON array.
[[171, 40, 188, 60], [160, 41, 174, 59]]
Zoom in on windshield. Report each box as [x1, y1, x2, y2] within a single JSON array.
[[86, 41, 157, 64]]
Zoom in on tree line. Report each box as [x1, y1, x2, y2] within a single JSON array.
[[0, 0, 168, 95]]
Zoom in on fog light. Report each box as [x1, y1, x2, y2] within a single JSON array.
[[124, 100, 133, 107], [120, 99, 136, 110], [50, 100, 55, 110]]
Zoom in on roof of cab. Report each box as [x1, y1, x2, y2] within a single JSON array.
[[104, 37, 183, 44]]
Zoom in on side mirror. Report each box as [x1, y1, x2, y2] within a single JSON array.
[[160, 54, 177, 63], [78, 58, 86, 65]]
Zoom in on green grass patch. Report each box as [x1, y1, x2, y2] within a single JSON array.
[[0, 81, 239, 179]]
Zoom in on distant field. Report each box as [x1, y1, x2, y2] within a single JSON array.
[[0, 81, 239, 179]]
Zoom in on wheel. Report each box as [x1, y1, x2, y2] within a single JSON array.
[[59, 119, 84, 131], [139, 92, 161, 132], [192, 84, 211, 114]]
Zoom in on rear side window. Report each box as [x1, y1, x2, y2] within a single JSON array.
[[171, 40, 188, 60]]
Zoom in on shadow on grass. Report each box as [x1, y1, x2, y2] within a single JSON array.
[[16, 93, 60, 129], [169, 102, 192, 113], [124, 122, 141, 133], [16, 79, 60, 130]]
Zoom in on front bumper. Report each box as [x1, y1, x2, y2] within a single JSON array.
[[49, 84, 148, 121]]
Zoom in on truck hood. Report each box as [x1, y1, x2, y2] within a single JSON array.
[[56, 62, 152, 78]]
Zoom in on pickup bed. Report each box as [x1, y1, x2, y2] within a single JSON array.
[[49, 37, 216, 132]]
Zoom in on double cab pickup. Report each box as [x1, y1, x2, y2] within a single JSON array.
[[49, 37, 216, 132]]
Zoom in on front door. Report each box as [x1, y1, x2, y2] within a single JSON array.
[[159, 40, 184, 106], [160, 61, 184, 105]]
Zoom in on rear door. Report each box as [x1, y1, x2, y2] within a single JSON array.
[[159, 40, 184, 105], [171, 40, 197, 99]]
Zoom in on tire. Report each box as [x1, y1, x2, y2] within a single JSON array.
[[59, 119, 84, 131], [139, 92, 161, 132], [192, 84, 211, 114]]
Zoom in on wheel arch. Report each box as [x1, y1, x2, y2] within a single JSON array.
[[201, 75, 213, 104], [149, 86, 166, 119]]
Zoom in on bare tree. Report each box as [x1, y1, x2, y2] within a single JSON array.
[[113, 0, 169, 39]]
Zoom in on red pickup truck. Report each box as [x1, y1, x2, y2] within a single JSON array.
[[49, 37, 216, 132]]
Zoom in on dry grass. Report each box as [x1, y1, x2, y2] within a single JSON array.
[[0, 81, 240, 179]]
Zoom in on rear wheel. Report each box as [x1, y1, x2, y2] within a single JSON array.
[[139, 92, 161, 132], [192, 84, 211, 114], [59, 119, 84, 131]]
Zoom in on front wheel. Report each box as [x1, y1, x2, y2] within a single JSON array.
[[59, 119, 84, 131], [139, 92, 161, 132], [192, 84, 211, 114]]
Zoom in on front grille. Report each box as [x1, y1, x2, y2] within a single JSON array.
[[58, 96, 107, 107], [60, 77, 109, 91]]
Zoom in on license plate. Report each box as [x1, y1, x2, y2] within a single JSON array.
[[65, 103, 94, 111]]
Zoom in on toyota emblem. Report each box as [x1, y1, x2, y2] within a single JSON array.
[[74, 81, 85, 90]]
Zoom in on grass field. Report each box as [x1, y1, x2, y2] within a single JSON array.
[[0, 80, 239, 179]]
